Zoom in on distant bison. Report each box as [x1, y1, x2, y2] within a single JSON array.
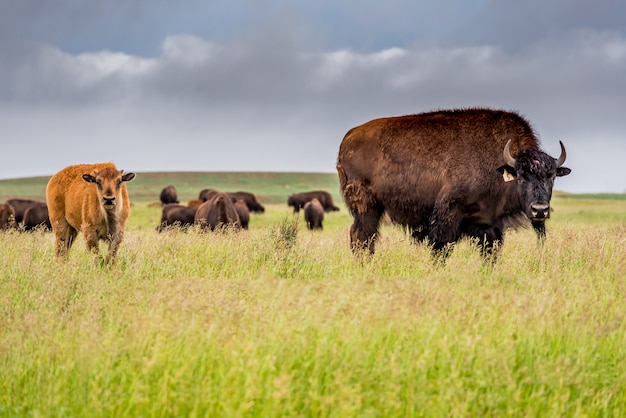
[[304, 198, 324, 230], [157, 204, 196, 231], [160, 185, 179, 205], [5, 199, 50, 231], [0, 203, 16, 231], [23, 204, 51, 231], [6, 199, 45, 224], [231, 191, 265, 213], [199, 189, 265, 213], [46, 163, 136, 264], [288, 191, 340, 213], [234, 199, 250, 229], [336, 108, 571, 258], [194, 191, 241, 231]]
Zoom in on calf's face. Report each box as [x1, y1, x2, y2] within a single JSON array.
[[82, 168, 136, 209]]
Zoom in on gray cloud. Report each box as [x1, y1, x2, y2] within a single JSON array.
[[0, 1, 624, 193]]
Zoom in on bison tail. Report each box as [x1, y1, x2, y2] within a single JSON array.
[[337, 162, 376, 215], [341, 181, 375, 216]]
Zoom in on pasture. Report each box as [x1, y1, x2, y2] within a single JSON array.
[[1, 172, 626, 416]]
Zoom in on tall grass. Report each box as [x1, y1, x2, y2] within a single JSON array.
[[1, 196, 625, 416]]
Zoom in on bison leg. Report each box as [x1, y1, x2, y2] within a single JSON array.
[[105, 230, 124, 264], [82, 227, 100, 255], [462, 222, 504, 262], [428, 198, 463, 255], [53, 218, 78, 259]]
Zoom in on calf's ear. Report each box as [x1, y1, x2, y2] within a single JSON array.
[[556, 167, 571, 177], [497, 165, 517, 182], [82, 174, 97, 183], [122, 172, 136, 182]]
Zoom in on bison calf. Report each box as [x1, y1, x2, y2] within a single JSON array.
[[46, 163, 135, 264], [304, 198, 324, 230]]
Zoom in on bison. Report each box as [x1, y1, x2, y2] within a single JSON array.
[[304, 198, 324, 230], [46, 163, 136, 264], [23, 203, 51, 231], [5, 199, 47, 226], [0, 203, 16, 231], [231, 191, 265, 213], [194, 191, 241, 231], [157, 204, 196, 231], [234, 199, 250, 229], [6, 199, 51, 231], [160, 185, 179, 205], [199, 189, 265, 214], [336, 108, 571, 259], [287, 191, 340, 213]]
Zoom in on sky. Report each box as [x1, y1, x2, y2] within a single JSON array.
[[0, 0, 625, 193]]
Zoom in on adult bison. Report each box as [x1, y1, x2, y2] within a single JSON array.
[[6, 199, 51, 231], [46, 163, 136, 264], [231, 191, 265, 213], [0, 203, 16, 231], [157, 204, 196, 231], [199, 189, 265, 213], [6, 199, 46, 225], [160, 185, 179, 205], [336, 108, 571, 258], [287, 191, 340, 213], [194, 191, 241, 231], [23, 204, 51, 231], [304, 198, 324, 230]]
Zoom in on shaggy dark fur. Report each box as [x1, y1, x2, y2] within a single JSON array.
[[336, 108, 571, 258]]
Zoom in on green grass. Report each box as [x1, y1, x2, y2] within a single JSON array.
[[1, 173, 626, 416]]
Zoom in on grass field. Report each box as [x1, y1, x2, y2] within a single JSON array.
[[1, 173, 625, 416]]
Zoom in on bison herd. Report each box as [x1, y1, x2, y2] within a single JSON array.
[[2, 108, 571, 264], [157, 186, 340, 233], [1, 170, 339, 264], [0, 198, 51, 231]]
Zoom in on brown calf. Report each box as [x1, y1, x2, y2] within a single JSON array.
[[46, 163, 135, 264]]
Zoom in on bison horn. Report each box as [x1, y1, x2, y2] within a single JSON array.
[[555, 141, 567, 168], [503, 140, 516, 167]]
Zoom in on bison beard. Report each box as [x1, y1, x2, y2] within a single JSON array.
[[337, 108, 571, 260]]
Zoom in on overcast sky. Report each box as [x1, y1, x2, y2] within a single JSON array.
[[1, 0, 625, 193]]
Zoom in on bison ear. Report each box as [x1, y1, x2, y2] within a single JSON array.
[[556, 166, 571, 177], [497, 165, 517, 182], [122, 172, 136, 182], [82, 174, 97, 183]]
